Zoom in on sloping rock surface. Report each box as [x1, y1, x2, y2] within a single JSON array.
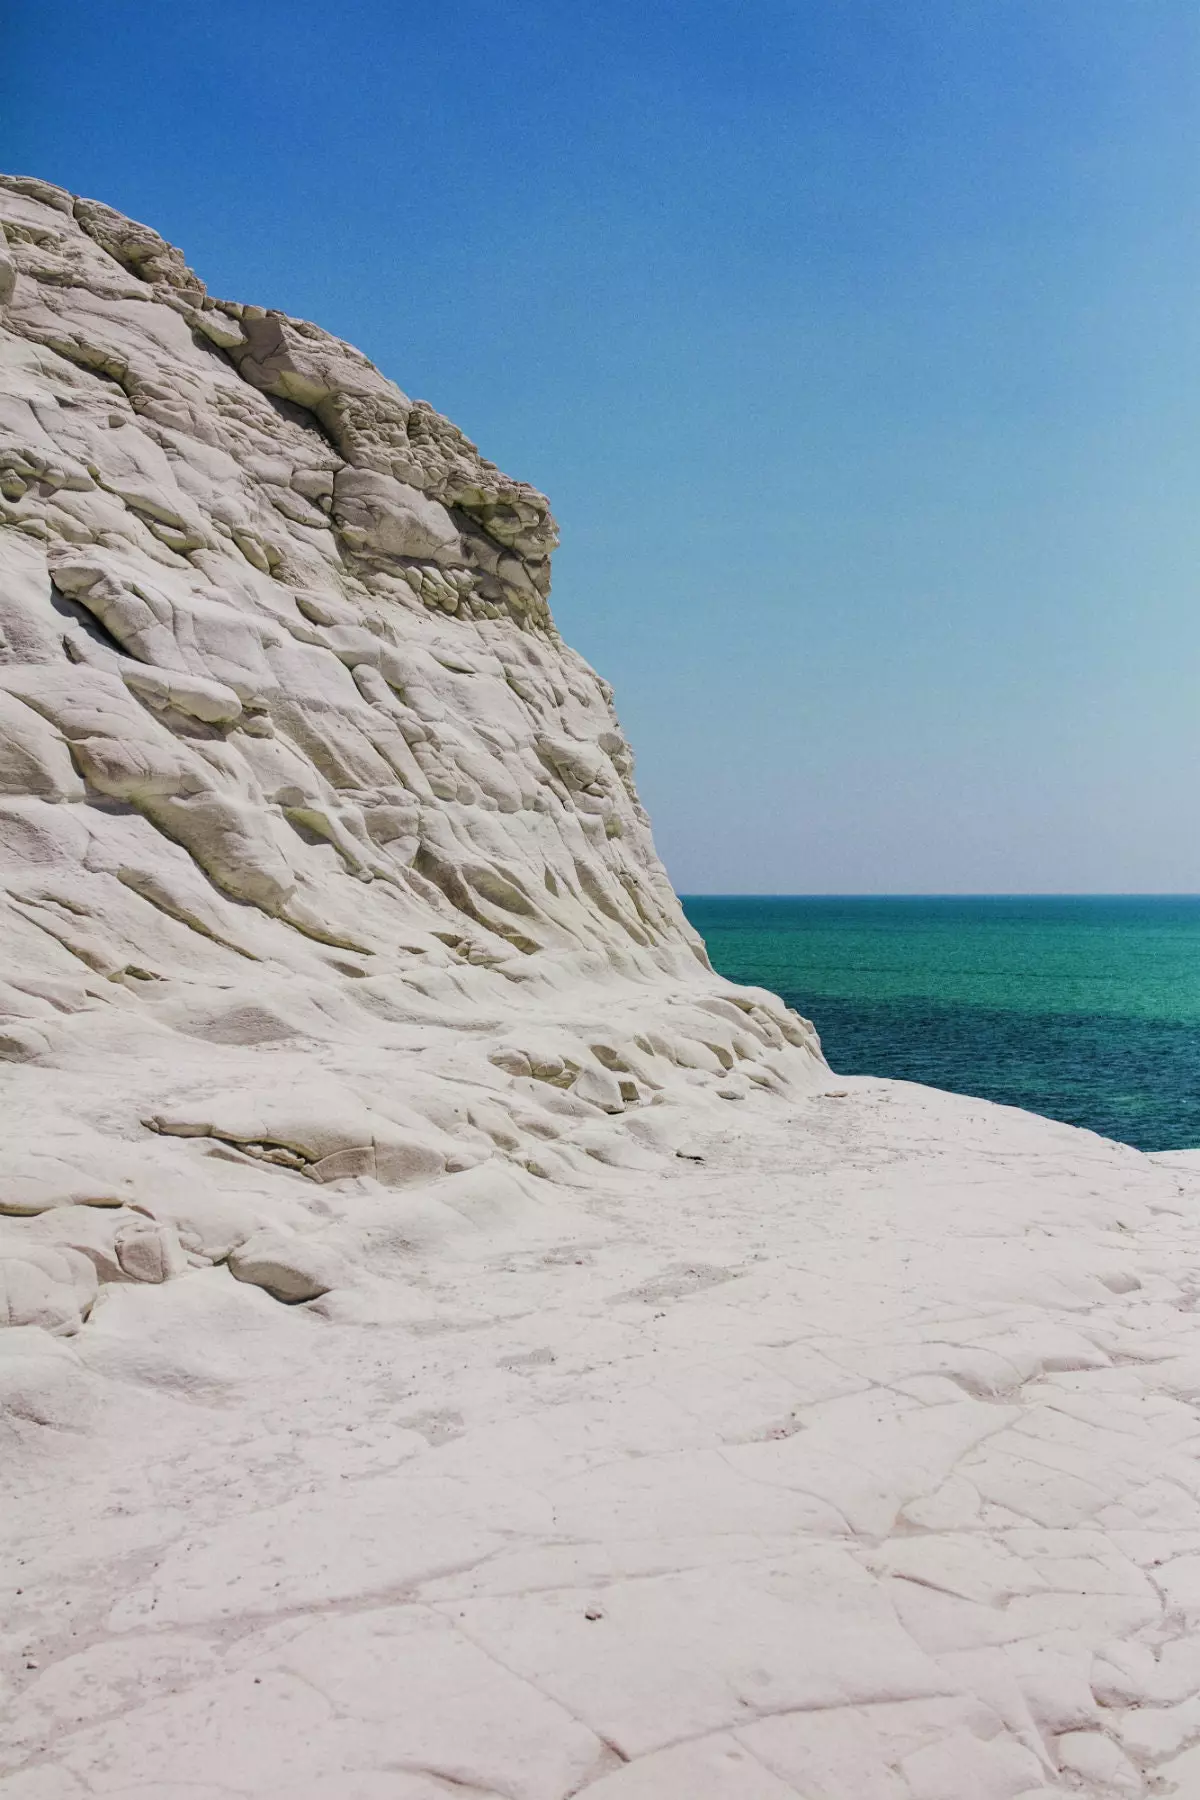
[[4, 180, 1200, 1800], [0, 172, 825, 1330]]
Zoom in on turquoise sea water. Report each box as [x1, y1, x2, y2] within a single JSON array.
[[681, 896, 1200, 1152]]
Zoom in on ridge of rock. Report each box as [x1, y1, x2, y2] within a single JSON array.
[[0, 174, 825, 1333]]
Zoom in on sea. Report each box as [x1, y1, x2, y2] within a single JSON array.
[[681, 895, 1200, 1153]]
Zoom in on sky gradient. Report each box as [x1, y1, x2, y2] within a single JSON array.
[[7, 2, 1199, 892]]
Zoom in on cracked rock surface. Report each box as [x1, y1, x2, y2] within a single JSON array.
[[3, 178, 1200, 1798]]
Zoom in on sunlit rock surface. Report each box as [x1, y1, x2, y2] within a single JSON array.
[[3, 178, 1200, 1799]]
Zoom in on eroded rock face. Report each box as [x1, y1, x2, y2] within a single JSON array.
[[0, 174, 825, 1324]]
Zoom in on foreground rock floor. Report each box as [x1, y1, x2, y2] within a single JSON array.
[[6, 1078, 1200, 1800]]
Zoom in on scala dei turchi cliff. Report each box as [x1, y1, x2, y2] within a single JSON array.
[[0, 171, 827, 1322], [4, 179, 1200, 1800]]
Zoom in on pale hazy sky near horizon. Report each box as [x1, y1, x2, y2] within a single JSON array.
[[7, 2, 1199, 893]]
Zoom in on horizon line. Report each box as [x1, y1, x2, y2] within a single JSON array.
[[677, 891, 1200, 900]]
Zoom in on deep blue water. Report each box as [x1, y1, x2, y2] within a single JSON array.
[[681, 896, 1200, 1151]]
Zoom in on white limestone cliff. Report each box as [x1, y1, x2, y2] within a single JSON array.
[[4, 181, 1200, 1800], [0, 173, 824, 1336]]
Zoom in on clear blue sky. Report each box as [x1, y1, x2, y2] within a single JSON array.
[[7, 2, 1200, 892]]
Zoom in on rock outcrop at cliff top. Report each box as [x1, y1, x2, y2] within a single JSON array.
[[0, 173, 824, 1332]]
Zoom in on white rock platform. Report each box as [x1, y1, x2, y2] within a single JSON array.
[[7, 1081, 1200, 1799]]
